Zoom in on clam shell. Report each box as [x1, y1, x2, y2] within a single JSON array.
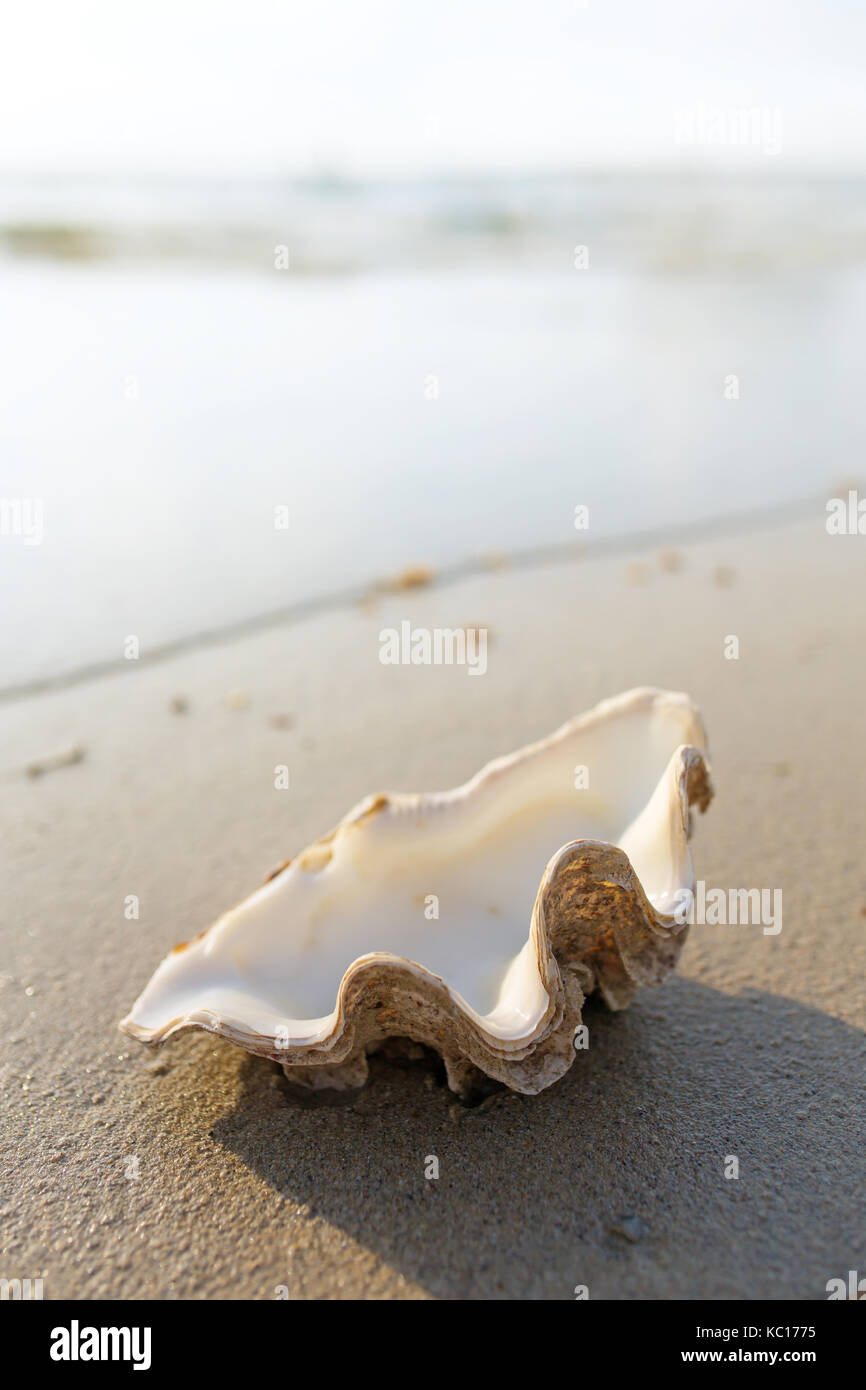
[[121, 687, 713, 1096]]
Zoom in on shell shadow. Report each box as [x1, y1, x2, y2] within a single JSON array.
[[210, 980, 866, 1299]]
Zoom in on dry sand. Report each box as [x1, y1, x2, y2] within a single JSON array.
[[1, 514, 864, 1300]]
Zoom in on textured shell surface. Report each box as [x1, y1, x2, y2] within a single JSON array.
[[121, 687, 713, 1095]]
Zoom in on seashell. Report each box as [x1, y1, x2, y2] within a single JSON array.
[[120, 687, 713, 1097]]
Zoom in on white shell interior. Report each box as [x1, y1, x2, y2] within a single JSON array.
[[124, 689, 707, 1049]]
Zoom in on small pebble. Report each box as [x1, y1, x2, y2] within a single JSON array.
[[227, 690, 249, 711], [625, 561, 651, 587], [658, 548, 683, 573], [609, 1215, 646, 1243]]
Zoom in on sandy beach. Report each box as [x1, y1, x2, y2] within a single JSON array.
[[2, 510, 864, 1300]]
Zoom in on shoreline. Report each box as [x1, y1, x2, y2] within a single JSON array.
[[0, 491, 829, 706]]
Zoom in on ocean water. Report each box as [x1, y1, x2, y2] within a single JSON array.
[[2, 172, 865, 689]]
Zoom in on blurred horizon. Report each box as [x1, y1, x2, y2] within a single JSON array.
[[2, 167, 866, 275], [2, 3, 865, 688]]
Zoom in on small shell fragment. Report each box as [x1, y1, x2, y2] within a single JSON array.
[[121, 687, 713, 1097], [378, 564, 436, 593], [25, 745, 86, 778]]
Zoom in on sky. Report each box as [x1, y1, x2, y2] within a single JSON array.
[[1, 0, 865, 175]]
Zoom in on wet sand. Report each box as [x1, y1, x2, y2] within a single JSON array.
[[1, 514, 864, 1299]]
